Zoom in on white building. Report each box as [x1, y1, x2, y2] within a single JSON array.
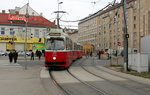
[[0, 4, 56, 51]]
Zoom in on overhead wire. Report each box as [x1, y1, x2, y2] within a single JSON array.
[[59, 0, 118, 28]]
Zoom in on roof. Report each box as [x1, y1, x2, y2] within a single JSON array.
[[0, 12, 56, 27]]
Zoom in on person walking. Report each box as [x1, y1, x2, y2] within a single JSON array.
[[37, 50, 42, 60], [98, 50, 101, 60], [8, 51, 13, 63], [90, 51, 93, 57], [31, 51, 34, 60], [86, 50, 89, 58], [36, 50, 39, 57], [13, 50, 18, 63]]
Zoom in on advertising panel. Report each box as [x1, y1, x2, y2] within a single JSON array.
[[34, 43, 45, 50]]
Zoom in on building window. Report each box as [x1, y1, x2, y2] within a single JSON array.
[[134, 16, 136, 21], [133, 32, 137, 37], [10, 28, 14, 36], [0, 27, 5, 35], [134, 24, 136, 29], [133, 40, 137, 46], [34, 29, 39, 37], [42, 29, 46, 36]]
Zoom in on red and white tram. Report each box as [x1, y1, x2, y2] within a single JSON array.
[[45, 30, 82, 69]]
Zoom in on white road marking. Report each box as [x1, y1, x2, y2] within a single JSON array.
[[0, 63, 21, 67]]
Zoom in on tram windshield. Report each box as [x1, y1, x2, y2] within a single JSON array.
[[45, 37, 65, 50]]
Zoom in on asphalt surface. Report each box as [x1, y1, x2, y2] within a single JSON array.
[[0, 56, 150, 95], [0, 56, 63, 95]]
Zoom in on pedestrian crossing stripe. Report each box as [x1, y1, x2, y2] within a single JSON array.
[[0, 63, 21, 67]]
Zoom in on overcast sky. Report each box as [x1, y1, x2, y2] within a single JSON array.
[[0, 0, 121, 29]]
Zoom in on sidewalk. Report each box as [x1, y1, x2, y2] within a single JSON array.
[[0, 58, 62, 95], [0, 58, 52, 95], [89, 56, 150, 85]]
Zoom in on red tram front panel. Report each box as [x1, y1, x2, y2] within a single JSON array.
[[45, 51, 72, 68]]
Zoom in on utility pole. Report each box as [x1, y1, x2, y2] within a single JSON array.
[[122, 0, 129, 71], [57, 0, 61, 28], [24, 2, 29, 70], [54, 0, 66, 29], [10, 21, 15, 50], [57, 0, 63, 29]]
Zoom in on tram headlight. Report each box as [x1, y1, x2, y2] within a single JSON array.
[[53, 57, 56, 60]]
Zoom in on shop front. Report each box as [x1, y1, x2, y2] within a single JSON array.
[[0, 36, 44, 51]]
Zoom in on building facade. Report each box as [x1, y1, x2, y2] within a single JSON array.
[[78, 0, 149, 53], [78, 13, 98, 52], [0, 4, 56, 51]]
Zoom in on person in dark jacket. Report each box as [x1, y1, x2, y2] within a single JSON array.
[[13, 50, 18, 63], [37, 50, 42, 60], [31, 51, 34, 60], [90, 51, 93, 57], [8, 51, 13, 63], [98, 50, 101, 60]]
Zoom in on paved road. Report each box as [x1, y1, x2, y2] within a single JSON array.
[[0, 56, 63, 95], [0, 56, 150, 95]]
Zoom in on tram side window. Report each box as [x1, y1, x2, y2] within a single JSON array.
[[69, 39, 73, 50], [66, 38, 73, 50], [73, 43, 75, 50], [75, 44, 78, 50], [66, 38, 69, 50], [78, 45, 80, 50]]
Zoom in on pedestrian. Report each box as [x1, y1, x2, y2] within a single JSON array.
[[101, 49, 105, 54], [36, 50, 38, 57], [13, 50, 18, 63], [86, 50, 89, 58], [8, 51, 13, 63], [121, 50, 124, 57], [37, 50, 42, 60], [31, 51, 34, 60], [90, 51, 92, 57], [106, 52, 109, 60], [98, 50, 101, 60]]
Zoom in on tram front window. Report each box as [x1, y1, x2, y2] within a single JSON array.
[[46, 37, 65, 50]]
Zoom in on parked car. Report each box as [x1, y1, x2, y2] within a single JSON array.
[[18, 51, 31, 56], [0, 50, 7, 56]]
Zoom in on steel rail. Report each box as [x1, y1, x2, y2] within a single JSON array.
[[81, 57, 149, 95], [67, 69, 108, 95], [49, 71, 71, 95]]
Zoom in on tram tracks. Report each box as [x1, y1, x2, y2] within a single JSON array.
[[48, 57, 150, 95], [79, 57, 150, 95], [49, 71, 71, 95], [49, 67, 108, 95], [90, 57, 150, 88], [67, 69, 108, 95]]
